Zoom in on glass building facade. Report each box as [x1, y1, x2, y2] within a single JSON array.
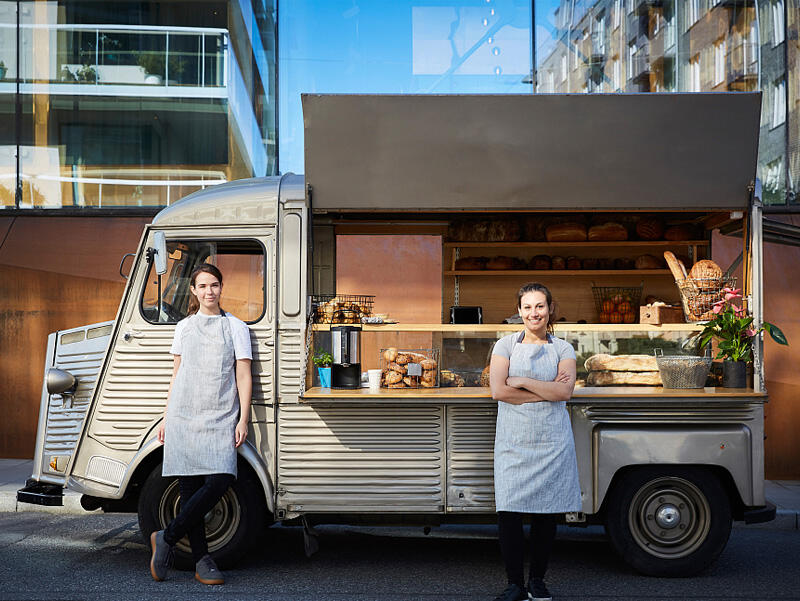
[[0, 1, 277, 208], [1, 0, 799, 208]]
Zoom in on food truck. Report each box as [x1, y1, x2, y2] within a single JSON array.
[[19, 93, 777, 577]]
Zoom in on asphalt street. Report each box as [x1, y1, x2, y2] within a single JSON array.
[[0, 512, 798, 601]]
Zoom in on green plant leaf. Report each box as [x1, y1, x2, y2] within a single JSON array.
[[764, 322, 789, 345]]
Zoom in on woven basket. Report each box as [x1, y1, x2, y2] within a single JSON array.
[[654, 349, 712, 389]]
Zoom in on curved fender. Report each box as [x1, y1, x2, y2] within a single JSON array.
[[594, 426, 754, 512], [122, 437, 275, 513]]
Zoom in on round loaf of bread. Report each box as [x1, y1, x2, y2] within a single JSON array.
[[545, 222, 587, 242], [636, 217, 665, 240], [582, 257, 598, 270], [551, 255, 566, 270], [635, 254, 663, 269], [530, 255, 551, 270], [566, 256, 582, 270], [664, 224, 691, 241], [688, 259, 722, 281]]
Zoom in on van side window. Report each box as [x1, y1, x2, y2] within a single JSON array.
[[141, 239, 265, 324]]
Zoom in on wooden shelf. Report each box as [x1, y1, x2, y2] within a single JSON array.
[[443, 240, 709, 249], [443, 269, 672, 276], [312, 323, 704, 333]]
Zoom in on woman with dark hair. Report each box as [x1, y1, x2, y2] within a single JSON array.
[[149, 263, 253, 586], [488, 282, 580, 601]]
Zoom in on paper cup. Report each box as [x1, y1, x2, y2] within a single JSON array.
[[367, 369, 382, 391]]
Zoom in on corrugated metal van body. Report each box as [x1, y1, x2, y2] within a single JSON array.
[[277, 405, 445, 512], [32, 322, 114, 485]]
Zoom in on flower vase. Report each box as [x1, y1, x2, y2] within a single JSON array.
[[722, 360, 747, 388], [317, 366, 331, 388]]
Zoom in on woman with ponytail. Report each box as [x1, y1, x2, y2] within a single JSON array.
[[149, 264, 253, 586]]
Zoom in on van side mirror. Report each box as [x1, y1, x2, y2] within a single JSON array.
[[47, 368, 77, 395], [153, 231, 167, 275]]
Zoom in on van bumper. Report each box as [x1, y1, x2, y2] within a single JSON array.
[[17, 479, 64, 507], [743, 501, 776, 524]]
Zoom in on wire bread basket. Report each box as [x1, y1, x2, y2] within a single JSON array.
[[676, 276, 737, 322], [654, 349, 712, 389]]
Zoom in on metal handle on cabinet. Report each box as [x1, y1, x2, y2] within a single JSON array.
[[123, 330, 144, 341]]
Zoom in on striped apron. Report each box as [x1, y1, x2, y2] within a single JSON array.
[[493, 334, 581, 513], [163, 313, 239, 477]]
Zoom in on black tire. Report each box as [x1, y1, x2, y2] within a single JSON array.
[[604, 466, 732, 577], [137, 461, 270, 570]]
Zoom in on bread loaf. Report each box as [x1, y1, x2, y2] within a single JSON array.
[[614, 257, 634, 270], [597, 257, 614, 270], [688, 259, 722, 282], [664, 224, 691, 241], [636, 217, 665, 240], [566, 256, 582, 270], [455, 256, 487, 270], [486, 256, 516, 270], [584, 354, 658, 372], [582, 257, 598, 270], [487, 220, 522, 242], [551, 255, 566, 270], [635, 254, 664, 269], [546, 223, 587, 242], [587, 371, 662, 386], [663, 251, 687, 282], [530, 255, 551, 270], [588, 222, 628, 241], [524, 217, 547, 241]]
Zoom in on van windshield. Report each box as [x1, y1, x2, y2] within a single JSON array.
[[141, 239, 265, 324]]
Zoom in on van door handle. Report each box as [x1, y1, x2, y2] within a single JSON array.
[[264, 339, 274, 347], [123, 330, 144, 341]]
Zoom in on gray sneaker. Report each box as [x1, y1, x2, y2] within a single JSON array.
[[149, 530, 172, 582], [195, 554, 225, 585]]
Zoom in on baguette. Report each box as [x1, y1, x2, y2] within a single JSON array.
[[663, 251, 687, 282]]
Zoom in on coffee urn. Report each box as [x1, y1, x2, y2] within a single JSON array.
[[331, 325, 361, 389]]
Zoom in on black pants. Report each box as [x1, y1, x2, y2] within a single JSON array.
[[497, 511, 558, 587], [163, 473, 235, 562]]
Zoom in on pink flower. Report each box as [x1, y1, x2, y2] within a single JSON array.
[[744, 328, 757, 337], [724, 291, 742, 302], [712, 302, 725, 314], [723, 287, 741, 295]]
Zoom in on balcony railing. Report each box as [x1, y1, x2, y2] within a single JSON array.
[[727, 41, 758, 82], [2, 24, 228, 90], [630, 49, 652, 83]]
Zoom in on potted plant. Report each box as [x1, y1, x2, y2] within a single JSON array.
[[312, 349, 333, 388], [76, 64, 97, 83], [698, 286, 787, 387]]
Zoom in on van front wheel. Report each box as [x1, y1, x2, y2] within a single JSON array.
[[137, 462, 268, 570], [604, 467, 732, 577]]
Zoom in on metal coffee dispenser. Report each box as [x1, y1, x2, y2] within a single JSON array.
[[331, 325, 361, 388]]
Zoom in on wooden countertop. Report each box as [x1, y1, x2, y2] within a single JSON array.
[[301, 386, 766, 402]]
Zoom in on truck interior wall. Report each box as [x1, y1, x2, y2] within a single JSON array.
[[713, 224, 800, 479], [0, 216, 147, 458]]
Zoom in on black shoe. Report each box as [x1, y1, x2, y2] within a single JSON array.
[[493, 582, 527, 601], [527, 578, 552, 601]]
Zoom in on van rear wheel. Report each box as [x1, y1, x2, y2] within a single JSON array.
[[137, 462, 268, 570], [604, 467, 732, 577]]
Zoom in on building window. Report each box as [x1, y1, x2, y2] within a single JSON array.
[[689, 54, 700, 92], [612, 58, 620, 90], [613, 0, 622, 29], [714, 39, 726, 86], [686, 0, 699, 30], [772, 78, 786, 128], [627, 42, 637, 80], [772, 1, 785, 46], [561, 54, 567, 82], [764, 158, 784, 196], [627, 0, 635, 14]]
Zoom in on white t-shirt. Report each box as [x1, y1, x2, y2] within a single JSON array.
[[170, 312, 253, 360]]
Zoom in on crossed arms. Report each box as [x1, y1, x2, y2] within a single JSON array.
[[489, 354, 577, 405]]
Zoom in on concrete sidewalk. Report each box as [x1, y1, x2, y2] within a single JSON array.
[[0, 459, 798, 529]]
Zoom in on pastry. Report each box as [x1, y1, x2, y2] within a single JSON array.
[[384, 370, 403, 385], [387, 382, 406, 388], [480, 365, 491, 387], [420, 359, 437, 371], [530, 255, 551, 270], [388, 362, 407, 374], [420, 379, 436, 388], [395, 353, 412, 365], [551, 256, 566, 270], [382, 348, 398, 362], [584, 354, 659, 372], [403, 376, 419, 387], [545, 222, 587, 242], [636, 217, 665, 240], [635, 254, 664, 269], [588, 222, 628, 241]]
